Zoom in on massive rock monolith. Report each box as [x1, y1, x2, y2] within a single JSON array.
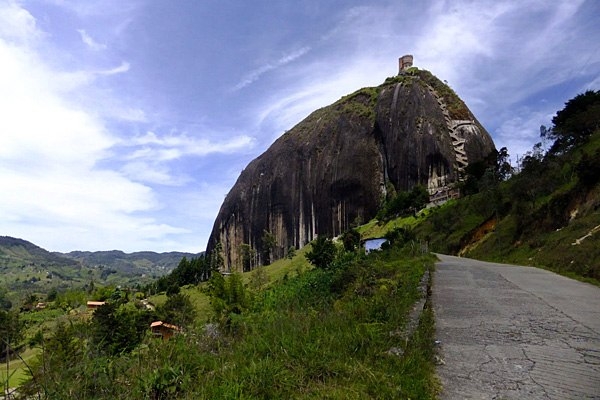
[[207, 68, 495, 271]]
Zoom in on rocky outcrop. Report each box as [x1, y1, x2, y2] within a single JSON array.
[[207, 69, 495, 271]]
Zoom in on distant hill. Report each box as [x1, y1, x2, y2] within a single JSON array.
[[61, 250, 203, 277], [0, 236, 79, 268], [0, 236, 202, 300]]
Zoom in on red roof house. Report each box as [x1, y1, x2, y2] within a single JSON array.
[[150, 321, 180, 340]]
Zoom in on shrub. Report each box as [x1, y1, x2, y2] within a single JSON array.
[[305, 236, 337, 269]]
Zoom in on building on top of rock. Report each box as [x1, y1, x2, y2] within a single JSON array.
[[399, 54, 413, 73]]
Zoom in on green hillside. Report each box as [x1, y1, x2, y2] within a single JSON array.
[[0, 237, 200, 307], [8, 236, 436, 399], [413, 90, 600, 283]]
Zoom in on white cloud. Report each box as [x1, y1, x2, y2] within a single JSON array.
[[1, 0, 596, 254], [0, 2, 183, 252], [0, 46, 114, 165], [126, 131, 254, 159], [493, 108, 554, 160], [249, 0, 596, 158], [118, 131, 254, 185], [232, 46, 311, 91], [99, 61, 130, 75], [0, 1, 39, 44], [77, 29, 107, 51], [121, 161, 186, 186]]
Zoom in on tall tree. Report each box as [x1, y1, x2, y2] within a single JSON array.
[[209, 242, 225, 272], [0, 310, 23, 361], [158, 293, 195, 328], [261, 230, 277, 265], [239, 243, 256, 272], [549, 90, 600, 153]]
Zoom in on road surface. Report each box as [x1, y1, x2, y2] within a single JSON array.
[[433, 254, 600, 399]]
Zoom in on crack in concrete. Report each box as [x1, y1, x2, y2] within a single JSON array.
[[434, 254, 600, 399], [521, 347, 551, 400]]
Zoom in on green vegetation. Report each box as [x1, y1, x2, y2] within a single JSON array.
[[305, 235, 338, 269], [416, 69, 471, 120], [261, 230, 277, 266], [378, 185, 429, 221], [149, 256, 213, 294], [6, 233, 436, 399], [413, 90, 600, 283], [337, 86, 379, 121]]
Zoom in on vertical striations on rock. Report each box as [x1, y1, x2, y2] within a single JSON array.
[[207, 68, 495, 271]]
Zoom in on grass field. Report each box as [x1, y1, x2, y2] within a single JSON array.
[[0, 347, 39, 389]]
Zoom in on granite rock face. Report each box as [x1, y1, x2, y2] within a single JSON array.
[[207, 70, 495, 270]]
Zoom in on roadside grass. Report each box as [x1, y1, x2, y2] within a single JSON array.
[[131, 247, 438, 399], [469, 210, 600, 287]]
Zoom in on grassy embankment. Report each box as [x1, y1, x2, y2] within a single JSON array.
[[408, 131, 600, 286], [127, 246, 438, 399], [14, 241, 437, 399]]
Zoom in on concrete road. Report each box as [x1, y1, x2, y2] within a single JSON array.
[[433, 254, 600, 399]]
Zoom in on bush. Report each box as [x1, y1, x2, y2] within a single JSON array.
[[305, 236, 337, 269], [340, 228, 361, 252]]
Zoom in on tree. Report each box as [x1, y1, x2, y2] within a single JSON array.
[[239, 244, 256, 272], [383, 227, 416, 249], [306, 236, 337, 269], [576, 148, 600, 188], [261, 230, 277, 265], [286, 246, 296, 259], [209, 242, 225, 272], [158, 293, 195, 328], [494, 147, 513, 182], [0, 310, 23, 361], [249, 266, 268, 290], [0, 289, 12, 311], [90, 303, 152, 356], [379, 185, 429, 219], [548, 90, 600, 153], [341, 229, 361, 252], [86, 279, 95, 294], [207, 273, 249, 329], [46, 288, 58, 302]]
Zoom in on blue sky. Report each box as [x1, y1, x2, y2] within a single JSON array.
[[1, 0, 598, 253]]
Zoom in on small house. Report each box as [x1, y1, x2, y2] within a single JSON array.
[[86, 301, 106, 310], [150, 321, 180, 340]]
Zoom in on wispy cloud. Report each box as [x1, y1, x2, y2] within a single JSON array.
[[1, 0, 597, 254], [232, 46, 311, 91], [99, 61, 130, 75], [77, 29, 107, 50], [125, 131, 254, 160], [250, 0, 598, 156], [118, 131, 254, 185], [493, 108, 555, 159]]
